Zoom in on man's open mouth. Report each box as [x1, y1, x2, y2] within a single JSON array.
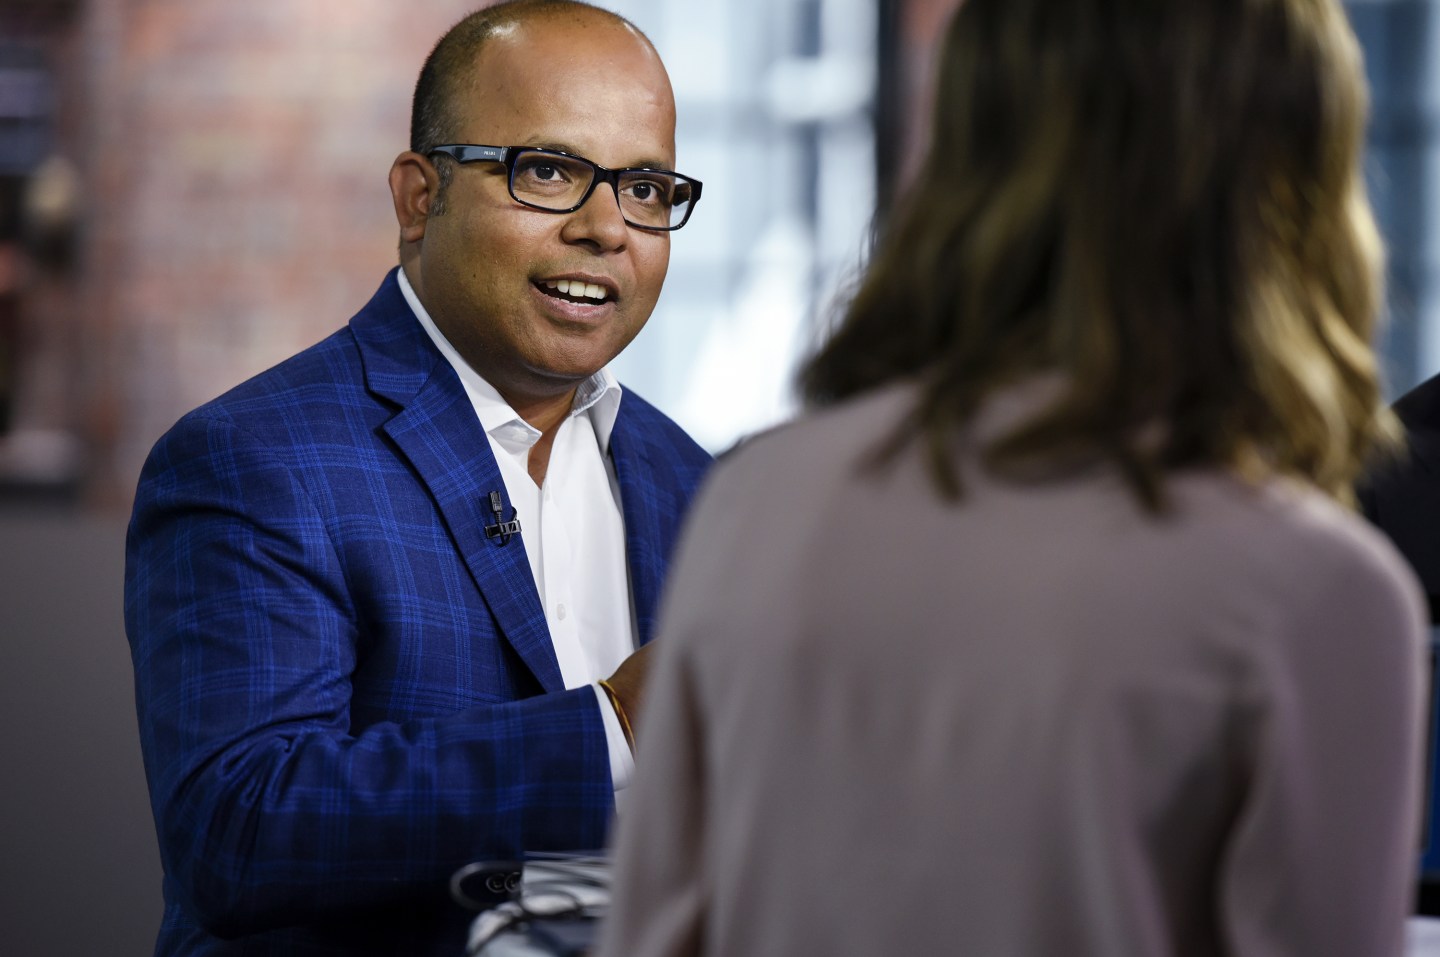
[[538, 279, 614, 304]]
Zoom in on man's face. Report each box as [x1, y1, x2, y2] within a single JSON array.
[[409, 16, 677, 408]]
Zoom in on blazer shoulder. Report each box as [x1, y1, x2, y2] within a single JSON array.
[[189, 327, 364, 423], [617, 388, 712, 470], [1395, 371, 1440, 431], [141, 325, 377, 485], [173, 271, 423, 436]]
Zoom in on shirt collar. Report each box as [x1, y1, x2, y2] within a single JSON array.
[[397, 267, 623, 454]]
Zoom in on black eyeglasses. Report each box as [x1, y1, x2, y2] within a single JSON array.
[[428, 144, 702, 231]]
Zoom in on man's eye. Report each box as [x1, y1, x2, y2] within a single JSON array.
[[623, 180, 671, 205]]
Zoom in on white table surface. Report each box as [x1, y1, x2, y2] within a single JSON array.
[[1412, 918, 1440, 955]]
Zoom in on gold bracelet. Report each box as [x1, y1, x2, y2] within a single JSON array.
[[597, 678, 636, 752]]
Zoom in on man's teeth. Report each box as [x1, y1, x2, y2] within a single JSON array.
[[542, 279, 609, 301]]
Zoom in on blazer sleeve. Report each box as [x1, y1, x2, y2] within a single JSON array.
[[124, 412, 614, 938]]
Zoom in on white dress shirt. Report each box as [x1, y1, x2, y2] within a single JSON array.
[[398, 269, 637, 793]]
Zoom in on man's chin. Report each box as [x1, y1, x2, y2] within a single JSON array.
[[531, 329, 642, 380]]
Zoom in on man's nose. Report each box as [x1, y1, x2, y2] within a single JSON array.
[[562, 177, 630, 249]]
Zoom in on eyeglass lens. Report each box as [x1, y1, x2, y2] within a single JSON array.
[[511, 150, 695, 229]]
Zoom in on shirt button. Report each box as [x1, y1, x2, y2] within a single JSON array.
[[556, 603, 568, 621]]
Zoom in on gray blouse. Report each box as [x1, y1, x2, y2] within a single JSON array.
[[599, 382, 1428, 957]]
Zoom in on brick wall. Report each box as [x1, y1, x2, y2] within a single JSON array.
[[75, 0, 481, 505]]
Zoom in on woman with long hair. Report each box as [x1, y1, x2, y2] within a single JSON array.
[[599, 0, 1427, 953]]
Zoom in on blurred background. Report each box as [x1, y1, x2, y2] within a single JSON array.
[[0, 0, 1437, 953]]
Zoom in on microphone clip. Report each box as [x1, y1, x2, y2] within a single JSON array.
[[484, 490, 522, 546]]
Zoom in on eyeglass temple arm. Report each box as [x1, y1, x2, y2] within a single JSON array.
[[432, 145, 508, 164]]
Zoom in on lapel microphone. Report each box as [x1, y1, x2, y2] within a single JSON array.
[[484, 490, 522, 546]]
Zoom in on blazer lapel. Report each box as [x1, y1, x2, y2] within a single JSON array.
[[353, 271, 565, 692], [609, 402, 664, 648]]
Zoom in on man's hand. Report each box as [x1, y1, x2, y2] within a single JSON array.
[[602, 642, 655, 745]]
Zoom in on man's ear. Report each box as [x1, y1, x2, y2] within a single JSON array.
[[389, 151, 435, 244]]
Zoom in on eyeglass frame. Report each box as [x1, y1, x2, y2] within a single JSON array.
[[427, 144, 703, 232]]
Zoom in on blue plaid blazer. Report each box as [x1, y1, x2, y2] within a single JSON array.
[[124, 269, 712, 956]]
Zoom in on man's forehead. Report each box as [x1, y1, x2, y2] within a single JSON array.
[[452, 16, 676, 161]]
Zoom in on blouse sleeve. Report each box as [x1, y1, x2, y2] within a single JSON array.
[[1218, 536, 1427, 957], [595, 628, 709, 957]]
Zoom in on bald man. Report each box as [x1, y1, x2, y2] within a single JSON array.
[[123, 3, 710, 954]]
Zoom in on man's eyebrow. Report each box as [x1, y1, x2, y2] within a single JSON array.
[[626, 158, 679, 172], [522, 140, 676, 171]]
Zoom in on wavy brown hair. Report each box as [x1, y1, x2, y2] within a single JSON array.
[[801, 0, 1394, 509]]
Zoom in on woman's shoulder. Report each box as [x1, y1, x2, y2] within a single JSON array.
[[717, 382, 917, 462], [1177, 471, 1425, 629]]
